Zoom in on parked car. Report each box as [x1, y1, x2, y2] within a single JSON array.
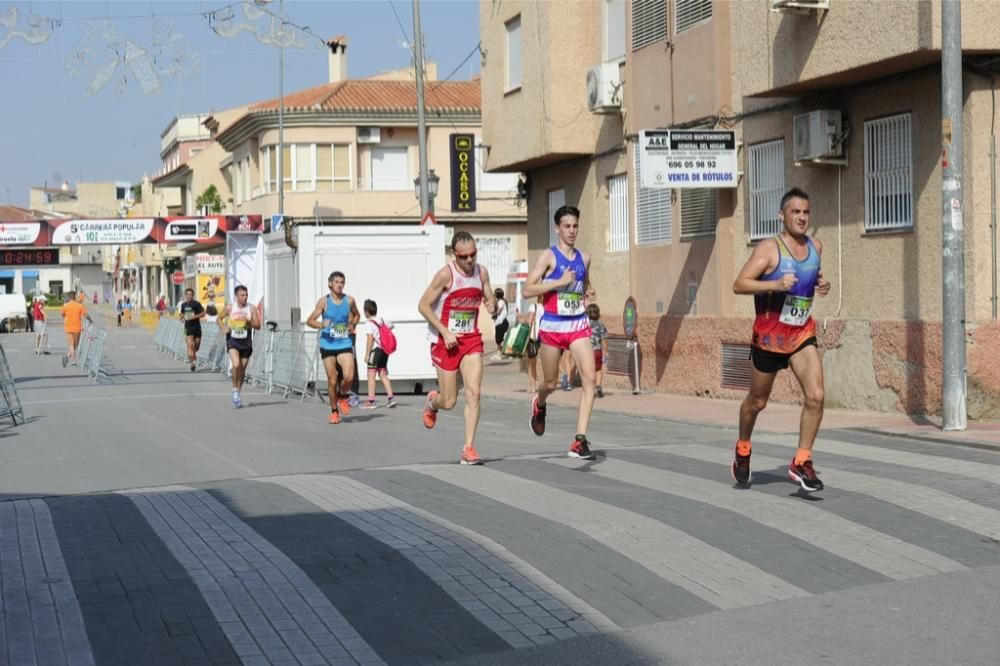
[[0, 293, 28, 333]]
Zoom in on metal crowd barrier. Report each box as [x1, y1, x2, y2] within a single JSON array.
[[605, 335, 642, 394], [151, 320, 328, 401], [0, 343, 25, 425], [77, 320, 111, 383]]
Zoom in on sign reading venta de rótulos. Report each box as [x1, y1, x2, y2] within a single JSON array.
[[450, 133, 477, 212], [639, 130, 738, 189]]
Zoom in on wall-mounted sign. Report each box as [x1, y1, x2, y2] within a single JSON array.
[[450, 133, 477, 212], [0, 248, 59, 266], [0, 223, 42, 246], [640, 129, 738, 189], [52, 219, 155, 245], [196, 253, 225, 274], [164, 217, 218, 241], [623, 296, 638, 339]]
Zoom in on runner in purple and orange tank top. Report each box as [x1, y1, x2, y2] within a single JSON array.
[[732, 187, 831, 492]]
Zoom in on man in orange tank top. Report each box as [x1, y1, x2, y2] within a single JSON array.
[[732, 188, 831, 492], [418, 231, 497, 465]]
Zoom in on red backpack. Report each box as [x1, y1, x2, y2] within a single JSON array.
[[375, 318, 397, 355]]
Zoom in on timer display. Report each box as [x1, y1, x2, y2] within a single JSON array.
[[0, 249, 60, 266]]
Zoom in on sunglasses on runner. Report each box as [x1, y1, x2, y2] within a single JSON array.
[[455, 251, 477, 260]]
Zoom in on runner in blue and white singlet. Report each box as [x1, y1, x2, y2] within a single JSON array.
[[307, 271, 361, 424], [522, 204, 598, 461]]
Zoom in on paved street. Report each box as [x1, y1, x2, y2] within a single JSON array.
[[1, 324, 999, 665]]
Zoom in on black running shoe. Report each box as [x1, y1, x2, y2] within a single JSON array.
[[731, 447, 752, 487], [530, 396, 546, 436], [788, 459, 824, 492], [568, 435, 596, 460]]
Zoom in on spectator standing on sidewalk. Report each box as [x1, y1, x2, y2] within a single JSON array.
[[492, 288, 509, 360], [588, 304, 608, 398], [33, 296, 49, 355], [360, 299, 397, 409]]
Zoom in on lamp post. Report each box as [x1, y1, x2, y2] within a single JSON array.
[[413, 169, 440, 215]]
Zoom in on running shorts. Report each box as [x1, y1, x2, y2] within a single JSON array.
[[750, 336, 817, 374], [538, 327, 591, 351], [430, 334, 483, 373]]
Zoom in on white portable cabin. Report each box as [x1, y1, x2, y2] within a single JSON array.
[[264, 224, 446, 392]]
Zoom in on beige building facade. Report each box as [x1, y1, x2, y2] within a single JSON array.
[[481, 0, 1000, 418]]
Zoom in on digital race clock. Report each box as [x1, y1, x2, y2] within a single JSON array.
[[0, 249, 60, 266]]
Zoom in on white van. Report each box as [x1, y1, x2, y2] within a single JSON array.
[[0, 293, 28, 333]]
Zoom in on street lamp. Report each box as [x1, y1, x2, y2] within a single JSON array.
[[413, 169, 440, 214]]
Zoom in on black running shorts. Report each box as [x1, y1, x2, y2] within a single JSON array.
[[750, 336, 817, 374]]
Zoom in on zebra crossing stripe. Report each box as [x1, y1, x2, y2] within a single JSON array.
[[543, 456, 964, 579], [655, 443, 1000, 544], [756, 434, 1000, 484], [408, 465, 809, 610], [121, 486, 385, 665], [0, 500, 96, 666], [266, 474, 617, 648]]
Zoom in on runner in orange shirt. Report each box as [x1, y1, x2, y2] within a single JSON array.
[[61, 291, 93, 368]]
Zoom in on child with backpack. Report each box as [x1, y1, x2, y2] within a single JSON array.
[[361, 299, 397, 409]]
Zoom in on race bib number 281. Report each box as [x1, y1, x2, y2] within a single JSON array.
[[448, 310, 475, 334]]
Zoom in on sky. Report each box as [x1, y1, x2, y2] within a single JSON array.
[[0, 0, 482, 207]]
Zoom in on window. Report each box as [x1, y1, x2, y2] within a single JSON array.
[[864, 113, 913, 231], [608, 174, 629, 253], [370, 146, 409, 191], [547, 188, 565, 248], [605, 0, 626, 62], [632, 0, 667, 51], [634, 150, 671, 245], [675, 0, 713, 34], [317, 144, 352, 191], [267, 146, 278, 193], [282, 145, 292, 190], [748, 139, 784, 241], [115, 186, 128, 200], [476, 236, 513, 288], [680, 189, 718, 239], [505, 15, 522, 91], [294, 144, 312, 191]]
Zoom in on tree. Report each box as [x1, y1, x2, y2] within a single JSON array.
[[196, 185, 223, 214]]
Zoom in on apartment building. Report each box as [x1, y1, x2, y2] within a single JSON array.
[[481, 0, 1000, 417], [208, 37, 526, 284]]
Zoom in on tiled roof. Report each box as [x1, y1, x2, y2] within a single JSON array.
[[249, 79, 480, 114], [0, 205, 67, 221]]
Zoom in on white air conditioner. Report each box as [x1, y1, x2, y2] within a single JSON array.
[[357, 127, 381, 144], [793, 110, 843, 161], [586, 63, 622, 114], [772, 0, 829, 11]]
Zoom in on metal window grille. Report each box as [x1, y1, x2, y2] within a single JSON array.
[[680, 188, 718, 239], [634, 150, 672, 245], [864, 113, 913, 231], [632, 0, 667, 50], [609, 174, 629, 253], [748, 139, 785, 241], [675, 0, 712, 33], [721, 343, 752, 390]]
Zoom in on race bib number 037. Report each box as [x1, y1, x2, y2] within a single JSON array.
[[779, 295, 813, 326]]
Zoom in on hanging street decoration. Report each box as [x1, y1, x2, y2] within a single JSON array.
[[65, 20, 199, 96], [0, 6, 59, 51], [205, 2, 316, 49]]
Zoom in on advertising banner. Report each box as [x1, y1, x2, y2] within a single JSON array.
[[639, 130, 738, 189], [52, 219, 155, 244], [449, 133, 477, 212], [0, 223, 42, 246]]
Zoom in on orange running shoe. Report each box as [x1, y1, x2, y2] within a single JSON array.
[[422, 390, 439, 429], [328, 410, 341, 425], [337, 398, 351, 416], [460, 445, 484, 465]]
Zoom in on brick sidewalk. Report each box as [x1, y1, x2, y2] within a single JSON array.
[[479, 356, 1000, 449]]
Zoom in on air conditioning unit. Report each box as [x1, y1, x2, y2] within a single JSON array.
[[793, 110, 843, 161], [772, 0, 829, 11], [586, 63, 622, 114], [357, 127, 381, 144]]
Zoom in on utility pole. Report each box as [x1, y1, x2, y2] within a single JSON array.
[[278, 0, 285, 217], [413, 0, 431, 216], [941, 0, 967, 430]]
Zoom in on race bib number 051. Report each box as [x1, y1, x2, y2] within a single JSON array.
[[780, 295, 813, 327], [557, 292, 584, 317], [448, 310, 476, 334]]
